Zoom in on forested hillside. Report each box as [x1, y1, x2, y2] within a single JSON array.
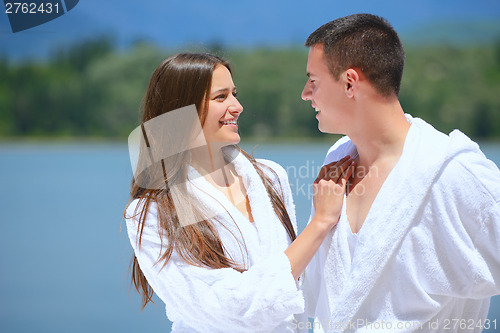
[[2, 37, 499, 140]]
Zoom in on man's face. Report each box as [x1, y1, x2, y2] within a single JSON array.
[[301, 44, 349, 134]]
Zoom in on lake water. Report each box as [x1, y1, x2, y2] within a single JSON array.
[[0, 141, 499, 332]]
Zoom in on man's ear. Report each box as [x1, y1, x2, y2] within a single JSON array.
[[343, 69, 360, 98]]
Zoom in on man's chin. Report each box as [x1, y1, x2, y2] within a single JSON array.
[[318, 122, 330, 134], [318, 123, 342, 135]]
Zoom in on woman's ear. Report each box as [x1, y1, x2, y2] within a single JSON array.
[[343, 68, 360, 98]]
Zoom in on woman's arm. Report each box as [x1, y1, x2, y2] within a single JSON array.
[[126, 206, 304, 332], [285, 156, 355, 280]]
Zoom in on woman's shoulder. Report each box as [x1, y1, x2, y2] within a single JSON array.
[[125, 198, 158, 228], [255, 158, 288, 182]]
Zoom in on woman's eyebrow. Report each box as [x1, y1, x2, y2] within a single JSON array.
[[210, 87, 237, 95]]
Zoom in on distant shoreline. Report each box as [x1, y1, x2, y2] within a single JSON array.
[[1, 135, 499, 145]]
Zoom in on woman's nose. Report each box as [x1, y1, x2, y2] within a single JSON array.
[[229, 96, 243, 114]]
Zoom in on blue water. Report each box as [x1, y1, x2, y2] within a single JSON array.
[[0, 141, 499, 332]]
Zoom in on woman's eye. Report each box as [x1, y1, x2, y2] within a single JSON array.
[[232, 92, 238, 98], [215, 94, 227, 100]]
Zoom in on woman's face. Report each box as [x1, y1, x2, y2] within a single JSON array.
[[202, 65, 243, 146]]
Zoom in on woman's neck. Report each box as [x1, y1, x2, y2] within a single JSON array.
[[191, 143, 236, 187]]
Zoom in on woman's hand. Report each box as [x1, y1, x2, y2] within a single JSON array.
[[312, 156, 356, 228], [285, 155, 356, 280], [284, 156, 355, 280]]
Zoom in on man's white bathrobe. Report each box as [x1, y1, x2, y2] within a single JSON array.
[[126, 146, 304, 333], [303, 115, 500, 332]]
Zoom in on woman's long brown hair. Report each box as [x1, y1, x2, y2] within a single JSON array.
[[125, 53, 296, 309]]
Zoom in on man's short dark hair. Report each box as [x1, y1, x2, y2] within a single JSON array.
[[305, 14, 405, 97]]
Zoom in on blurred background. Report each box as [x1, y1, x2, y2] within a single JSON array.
[[0, 0, 499, 332]]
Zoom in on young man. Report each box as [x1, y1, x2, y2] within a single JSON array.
[[300, 14, 500, 332]]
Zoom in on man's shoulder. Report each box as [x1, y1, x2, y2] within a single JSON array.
[[446, 152, 500, 203], [323, 136, 355, 165], [436, 130, 500, 204]]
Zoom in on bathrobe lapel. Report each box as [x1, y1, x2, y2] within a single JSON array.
[[228, 147, 286, 256], [187, 146, 283, 267]]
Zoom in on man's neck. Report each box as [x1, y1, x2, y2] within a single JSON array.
[[348, 98, 410, 169]]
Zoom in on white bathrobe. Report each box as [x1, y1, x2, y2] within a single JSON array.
[[126, 146, 304, 333], [302, 115, 500, 332]]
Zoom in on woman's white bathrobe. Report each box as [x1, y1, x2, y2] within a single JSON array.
[[302, 115, 500, 332], [126, 147, 304, 332]]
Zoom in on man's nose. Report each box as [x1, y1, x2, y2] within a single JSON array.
[[301, 82, 312, 101]]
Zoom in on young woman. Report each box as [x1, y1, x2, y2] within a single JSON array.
[[125, 53, 354, 332]]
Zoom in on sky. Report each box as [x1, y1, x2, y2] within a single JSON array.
[[0, 0, 499, 60]]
